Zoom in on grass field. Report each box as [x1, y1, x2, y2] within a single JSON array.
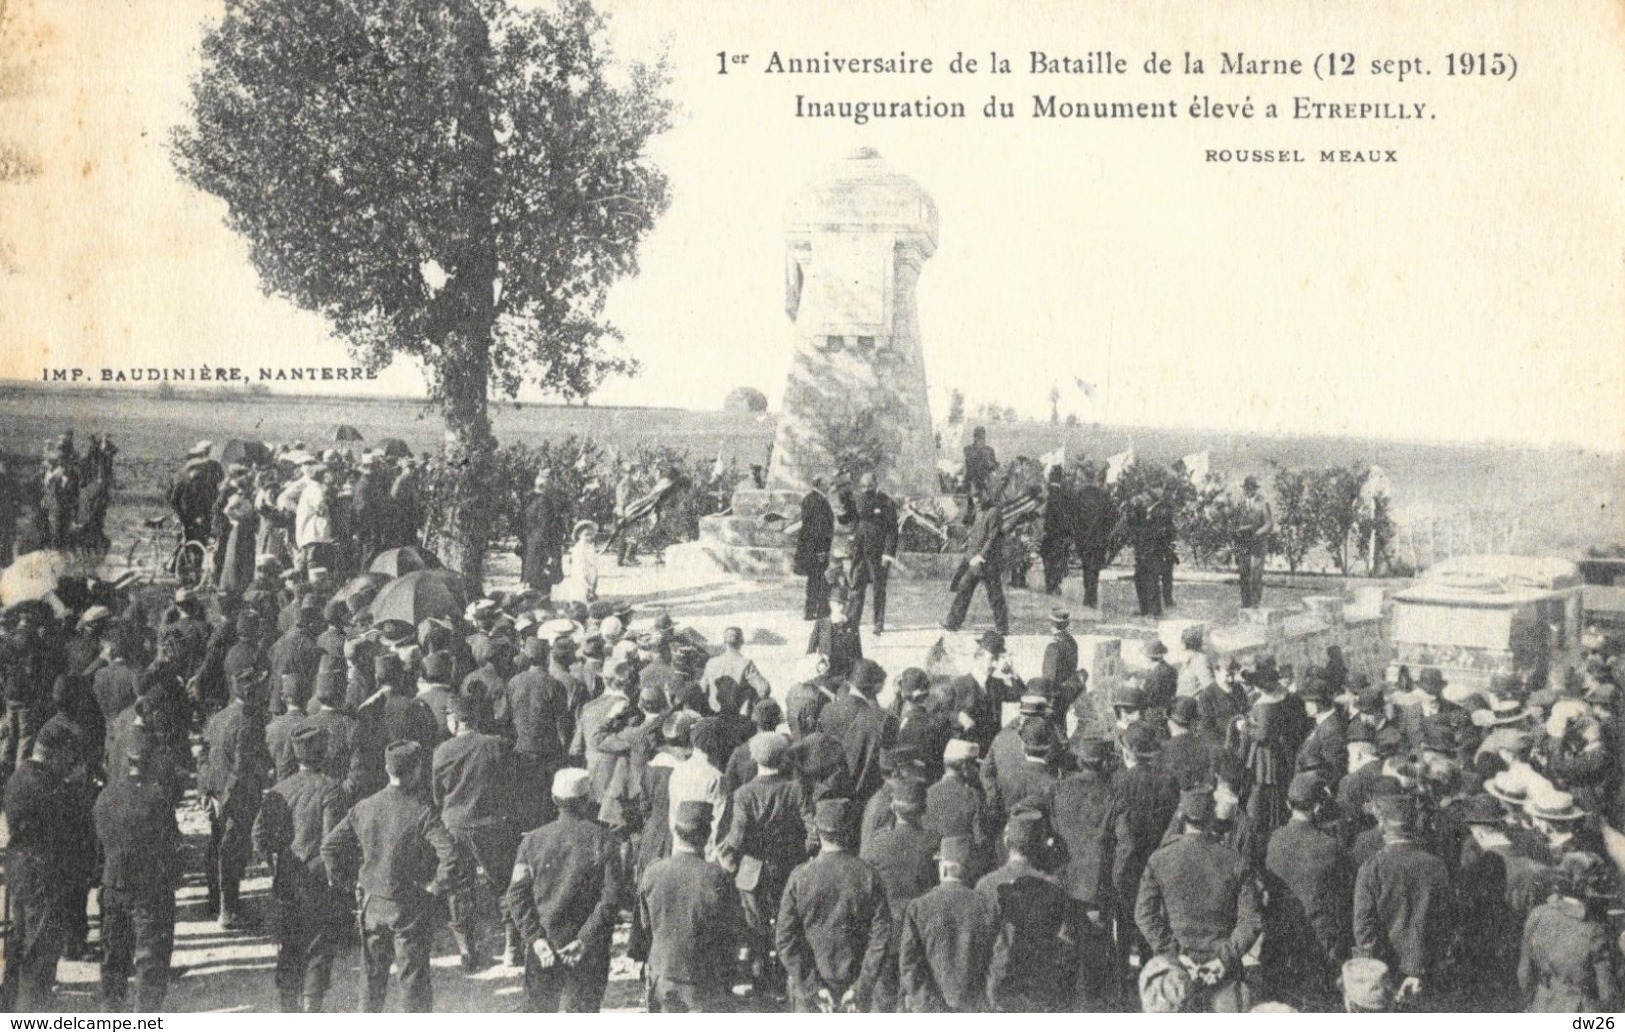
[[2, 382, 1620, 562]]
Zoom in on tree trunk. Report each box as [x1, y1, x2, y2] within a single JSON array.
[[439, 343, 495, 588]]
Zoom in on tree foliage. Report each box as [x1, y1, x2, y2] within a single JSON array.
[[723, 386, 768, 413], [1270, 465, 1319, 573]]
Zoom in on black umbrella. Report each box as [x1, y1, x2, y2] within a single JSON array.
[[211, 439, 273, 467], [377, 438, 413, 459], [333, 571, 391, 606], [369, 546, 443, 578], [369, 570, 465, 627], [332, 425, 364, 443]]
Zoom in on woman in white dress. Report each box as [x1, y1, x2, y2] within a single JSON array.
[[557, 519, 600, 605]]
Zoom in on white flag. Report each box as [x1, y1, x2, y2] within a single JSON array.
[[1105, 449, 1134, 484], [1180, 450, 1210, 483], [1039, 445, 1065, 470]]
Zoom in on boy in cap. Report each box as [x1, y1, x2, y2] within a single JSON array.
[[1134, 784, 1263, 1011], [1351, 792, 1453, 1007], [505, 767, 626, 1012], [637, 801, 743, 1011], [252, 725, 347, 1011], [775, 798, 892, 1011], [321, 739, 459, 1012], [897, 835, 1001, 1012]]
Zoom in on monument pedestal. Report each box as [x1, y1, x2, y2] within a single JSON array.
[[669, 487, 964, 579]]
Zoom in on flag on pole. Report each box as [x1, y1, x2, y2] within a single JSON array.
[[1039, 445, 1065, 471], [603, 473, 687, 550], [1179, 450, 1211, 483], [1105, 449, 1134, 485]]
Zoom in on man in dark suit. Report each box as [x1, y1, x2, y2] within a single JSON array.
[[1039, 466, 1074, 594], [898, 835, 1001, 1012], [507, 638, 573, 830], [894, 670, 954, 785], [94, 744, 183, 1013], [321, 740, 460, 1013], [433, 693, 521, 972], [1142, 640, 1178, 718], [935, 631, 1020, 758], [1162, 697, 1222, 788], [819, 660, 898, 806], [198, 667, 273, 930], [775, 798, 892, 1012], [1071, 463, 1115, 610], [1296, 670, 1348, 781], [979, 812, 1086, 1011], [252, 725, 348, 1012], [637, 800, 743, 1011], [860, 779, 941, 1011], [520, 469, 569, 599], [792, 476, 836, 621], [961, 427, 997, 522], [1, 724, 76, 1012], [1099, 722, 1180, 982], [1261, 772, 1353, 1010], [504, 768, 626, 1012], [943, 488, 1009, 635], [1041, 609, 1081, 709], [1352, 794, 1455, 1008], [925, 740, 993, 881], [847, 472, 898, 634], [1135, 786, 1263, 1012]]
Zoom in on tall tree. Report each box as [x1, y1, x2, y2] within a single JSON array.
[[171, 0, 672, 581]]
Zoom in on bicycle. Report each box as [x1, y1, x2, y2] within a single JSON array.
[[124, 514, 209, 587]]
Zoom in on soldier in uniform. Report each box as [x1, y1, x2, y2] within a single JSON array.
[[433, 692, 521, 972], [0, 723, 77, 1011], [505, 768, 626, 1012], [775, 798, 892, 1012], [321, 739, 459, 1013], [1040, 609, 1081, 708], [847, 472, 898, 635], [95, 743, 182, 1013], [1135, 785, 1264, 1012], [897, 835, 1001, 1012], [1261, 772, 1353, 1010], [637, 800, 744, 1011], [199, 666, 273, 929], [252, 724, 348, 1012]]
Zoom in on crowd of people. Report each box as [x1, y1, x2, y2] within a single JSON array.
[[3, 431, 1624, 1016]]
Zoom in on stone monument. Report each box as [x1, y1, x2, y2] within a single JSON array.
[[672, 148, 953, 577], [767, 147, 940, 497]]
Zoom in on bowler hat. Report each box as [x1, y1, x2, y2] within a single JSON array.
[[1178, 786, 1216, 825], [814, 798, 852, 834], [1169, 697, 1199, 728], [1417, 668, 1447, 695], [897, 668, 931, 700], [673, 800, 713, 835], [1123, 721, 1162, 758], [849, 659, 887, 695], [1287, 771, 1329, 807], [1145, 639, 1168, 659], [976, 630, 1006, 656]]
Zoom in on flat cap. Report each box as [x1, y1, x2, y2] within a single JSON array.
[[673, 800, 713, 834]]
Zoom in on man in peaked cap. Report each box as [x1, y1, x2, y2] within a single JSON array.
[[860, 778, 942, 1011], [433, 692, 522, 973], [1135, 784, 1263, 1011], [1260, 771, 1353, 1009], [1041, 608, 1081, 705], [94, 744, 184, 1013], [897, 835, 1002, 1012], [199, 667, 273, 930], [1100, 719, 1181, 988], [636, 800, 743, 1012], [718, 729, 811, 992], [1352, 791, 1454, 1007], [976, 809, 1088, 1011], [321, 739, 459, 1012], [504, 767, 626, 1012], [776, 798, 892, 1011], [252, 724, 348, 1012], [0, 722, 77, 1011]]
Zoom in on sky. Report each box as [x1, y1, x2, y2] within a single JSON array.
[[0, 0, 1622, 452]]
